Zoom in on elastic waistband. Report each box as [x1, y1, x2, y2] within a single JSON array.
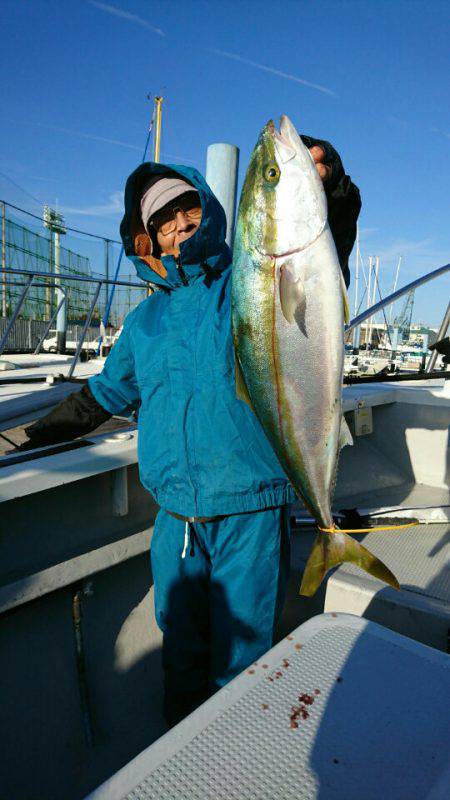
[[167, 510, 227, 523], [166, 505, 283, 524]]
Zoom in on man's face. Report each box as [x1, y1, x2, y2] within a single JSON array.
[[151, 192, 202, 258]]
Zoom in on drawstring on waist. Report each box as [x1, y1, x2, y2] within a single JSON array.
[[181, 521, 189, 559], [181, 521, 196, 559]]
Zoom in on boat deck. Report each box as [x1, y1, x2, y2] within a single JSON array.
[[0, 375, 448, 799], [87, 614, 450, 800]]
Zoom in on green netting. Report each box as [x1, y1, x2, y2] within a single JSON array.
[[1, 205, 147, 326]]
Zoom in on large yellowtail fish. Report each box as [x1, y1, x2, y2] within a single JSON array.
[[231, 115, 399, 595]]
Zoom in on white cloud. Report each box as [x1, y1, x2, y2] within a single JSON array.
[[210, 49, 337, 97], [430, 127, 450, 141], [60, 191, 123, 217], [2, 118, 142, 152], [160, 150, 197, 165], [358, 226, 379, 239], [90, 1, 164, 36], [376, 237, 433, 261], [365, 238, 450, 275]]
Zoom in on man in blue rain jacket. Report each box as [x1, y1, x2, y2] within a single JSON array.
[[21, 137, 361, 725]]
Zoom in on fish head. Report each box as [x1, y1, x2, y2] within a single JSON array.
[[237, 115, 328, 258]]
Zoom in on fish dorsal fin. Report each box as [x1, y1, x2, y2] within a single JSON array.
[[340, 270, 350, 324], [279, 260, 306, 325], [235, 354, 254, 412]]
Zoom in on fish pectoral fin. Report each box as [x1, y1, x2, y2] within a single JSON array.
[[339, 415, 353, 449], [299, 530, 400, 596], [340, 270, 350, 324], [235, 354, 254, 412], [279, 261, 306, 325]]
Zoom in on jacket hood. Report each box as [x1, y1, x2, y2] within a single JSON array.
[[120, 162, 232, 289]]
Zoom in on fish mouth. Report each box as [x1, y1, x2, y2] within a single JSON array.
[[267, 118, 297, 164], [256, 118, 301, 259], [258, 115, 325, 259]]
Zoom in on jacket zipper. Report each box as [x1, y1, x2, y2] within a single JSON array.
[[174, 253, 197, 515], [175, 256, 189, 286]]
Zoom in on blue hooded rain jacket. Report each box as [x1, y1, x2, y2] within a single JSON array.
[[89, 163, 296, 518]]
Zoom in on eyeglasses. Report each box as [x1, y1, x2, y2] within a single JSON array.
[[150, 192, 202, 235]]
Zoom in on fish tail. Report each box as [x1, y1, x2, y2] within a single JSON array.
[[299, 529, 400, 597]]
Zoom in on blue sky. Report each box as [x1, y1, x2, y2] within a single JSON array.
[[1, 0, 449, 324]]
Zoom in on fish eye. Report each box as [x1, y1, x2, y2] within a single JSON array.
[[263, 163, 280, 184]]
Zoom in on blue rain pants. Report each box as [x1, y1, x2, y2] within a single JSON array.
[[151, 505, 291, 726]]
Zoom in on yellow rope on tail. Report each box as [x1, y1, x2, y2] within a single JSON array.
[[319, 522, 419, 534]]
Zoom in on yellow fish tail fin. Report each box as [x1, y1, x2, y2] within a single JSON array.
[[299, 530, 400, 596]]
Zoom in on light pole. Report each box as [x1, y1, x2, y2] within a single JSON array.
[[1, 202, 6, 318], [43, 206, 67, 354]]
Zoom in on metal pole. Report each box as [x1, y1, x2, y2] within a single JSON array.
[[67, 281, 102, 379], [99, 99, 155, 339], [352, 242, 361, 353], [371, 256, 380, 345], [426, 300, 450, 373], [366, 256, 372, 346], [206, 143, 240, 248], [353, 226, 359, 317], [112, 467, 129, 517], [154, 96, 163, 162], [46, 232, 53, 321], [0, 273, 34, 356], [54, 230, 67, 353], [389, 255, 402, 324], [2, 266, 146, 289], [104, 240, 110, 315], [72, 586, 95, 748], [33, 289, 67, 354], [1, 202, 6, 317]]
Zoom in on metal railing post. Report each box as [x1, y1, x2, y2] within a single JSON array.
[[426, 300, 450, 373], [1, 201, 6, 318], [0, 273, 34, 356], [67, 281, 102, 379], [33, 289, 68, 355]]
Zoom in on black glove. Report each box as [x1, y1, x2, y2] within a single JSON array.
[[17, 384, 112, 451], [300, 134, 361, 288]]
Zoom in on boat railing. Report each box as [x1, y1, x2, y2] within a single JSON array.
[[2, 262, 449, 378], [346, 262, 450, 372], [0, 267, 147, 378]]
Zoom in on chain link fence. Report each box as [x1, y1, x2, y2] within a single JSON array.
[[0, 318, 101, 354], [0, 200, 147, 332]]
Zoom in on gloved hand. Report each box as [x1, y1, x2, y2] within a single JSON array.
[[302, 134, 347, 192], [18, 384, 112, 451], [302, 134, 362, 288]]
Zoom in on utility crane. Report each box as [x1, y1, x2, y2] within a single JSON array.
[[388, 289, 415, 355]]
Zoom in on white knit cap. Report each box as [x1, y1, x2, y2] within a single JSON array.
[[140, 177, 198, 232]]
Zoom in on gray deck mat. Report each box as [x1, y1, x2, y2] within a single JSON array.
[[339, 522, 450, 604], [87, 614, 450, 800]]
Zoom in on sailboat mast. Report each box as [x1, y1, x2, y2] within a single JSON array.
[[153, 96, 163, 162]]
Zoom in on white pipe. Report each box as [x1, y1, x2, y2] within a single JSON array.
[[206, 143, 239, 248]]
